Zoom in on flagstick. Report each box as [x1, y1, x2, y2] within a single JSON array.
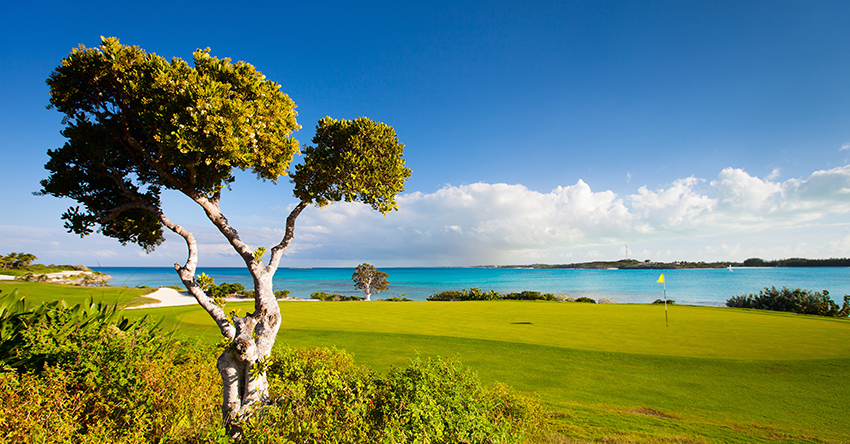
[[663, 279, 670, 327]]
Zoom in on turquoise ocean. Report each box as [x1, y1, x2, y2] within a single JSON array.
[[97, 266, 850, 306]]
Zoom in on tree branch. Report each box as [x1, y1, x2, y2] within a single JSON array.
[[268, 201, 309, 270]]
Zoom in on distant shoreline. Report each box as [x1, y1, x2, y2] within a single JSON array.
[[474, 257, 850, 270]]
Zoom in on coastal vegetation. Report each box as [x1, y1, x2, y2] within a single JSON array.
[[428, 287, 557, 301], [39, 37, 411, 431], [726, 286, 850, 317]]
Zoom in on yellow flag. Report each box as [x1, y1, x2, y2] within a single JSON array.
[[657, 274, 665, 283]]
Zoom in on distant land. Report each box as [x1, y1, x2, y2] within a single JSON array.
[[479, 257, 850, 270]]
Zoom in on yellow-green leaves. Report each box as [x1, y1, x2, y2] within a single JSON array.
[[195, 272, 215, 290], [291, 116, 412, 214], [253, 246, 267, 264], [42, 38, 302, 251]]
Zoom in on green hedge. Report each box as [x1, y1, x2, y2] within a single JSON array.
[[427, 287, 556, 301]]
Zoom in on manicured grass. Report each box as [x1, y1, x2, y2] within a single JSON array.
[[0, 281, 154, 307], [13, 284, 850, 443]]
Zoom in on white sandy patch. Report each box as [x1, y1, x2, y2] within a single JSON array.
[[128, 287, 320, 309], [128, 287, 199, 309], [44, 270, 92, 279], [0, 274, 14, 280]]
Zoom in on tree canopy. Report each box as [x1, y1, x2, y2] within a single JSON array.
[[40, 37, 301, 251], [39, 37, 411, 433], [352, 263, 390, 301]]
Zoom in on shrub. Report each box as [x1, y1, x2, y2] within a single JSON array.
[[503, 291, 555, 301], [310, 292, 364, 301], [381, 297, 412, 301], [652, 299, 674, 305], [240, 348, 547, 444], [206, 281, 247, 299], [428, 288, 555, 301], [726, 286, 850, 317], [0, 292, 221, 443], [574, 297, 597, 303]]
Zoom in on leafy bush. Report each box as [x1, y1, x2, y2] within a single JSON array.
[[503, 291, 555, 301], [240, 347, 547, 444], [206, 281, 247, 299], [428, 288, 556, 301], [574, 297, 597, 303], [0, 292, 221, 443], [726, 286, 850, 317], [427, 287, 501, 301], [381, 297, 412, 302], [652, 299, 675, 305], [311, 292, 364, 301]]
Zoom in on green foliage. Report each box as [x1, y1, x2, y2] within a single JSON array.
[[274, 290, 292, 299], [239, 347, 546, 444], [253, 247, 267, 264], [0, 292, 221, 443], [0, 252, 38, 270], [206, 282, 247, 299], [502, 291, 555, 301], [376, 356, 545, 443], [39, 37, 301, 251], [726, 286, 850, 317], [652, 299, 675, 305], [427, 288, 556, 301], [573, 297, 597, 303], [291, 116, 412, 214], [311, 292, 364, 301], [381, 297, 412, 302], [0, 291, 161, 372], [427, 287, 501, 301]]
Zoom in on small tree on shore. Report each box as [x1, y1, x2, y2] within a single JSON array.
[[352, 263, 389, 301], [38, 37, 410, 434]]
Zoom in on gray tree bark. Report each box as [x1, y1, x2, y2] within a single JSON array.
[[154, 196, 309, 436]]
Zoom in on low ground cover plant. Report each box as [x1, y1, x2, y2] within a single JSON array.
[[726, 286, 850, 317]]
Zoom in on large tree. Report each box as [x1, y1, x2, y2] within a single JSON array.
[[39, 37, 411, 432]]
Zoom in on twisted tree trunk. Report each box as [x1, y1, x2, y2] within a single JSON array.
[[156, 197, 308, 436]]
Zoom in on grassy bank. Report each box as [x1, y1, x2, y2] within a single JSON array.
[[0, 281, 154, 307]]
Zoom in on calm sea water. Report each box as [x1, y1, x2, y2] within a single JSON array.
[[96, 266, 850, 306]]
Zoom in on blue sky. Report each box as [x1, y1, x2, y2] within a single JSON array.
[[2, 0, 850, 267]]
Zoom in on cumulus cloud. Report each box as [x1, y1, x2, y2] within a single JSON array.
[[276, 165, 850, 265]]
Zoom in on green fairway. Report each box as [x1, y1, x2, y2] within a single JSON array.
[[0, 281, 154, 307], [137, 300, 850, 443], [13, 285, 850, 443]]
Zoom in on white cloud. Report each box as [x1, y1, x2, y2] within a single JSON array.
[[841, 143, 850, 151], [276, 165, 850, 265], [13, 165, 850, 267]]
